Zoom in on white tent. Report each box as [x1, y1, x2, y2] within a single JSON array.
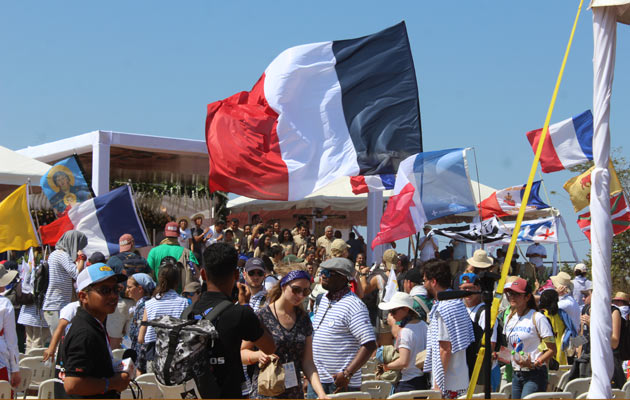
[[587, 2, 629, 397], [0, 145, 51, 186]]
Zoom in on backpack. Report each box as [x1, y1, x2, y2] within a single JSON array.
[[142, 300, 232, 397], [362, 269, 388, 325], [613, 306, 630, 361], [466, 304, 488, 384], [33, 260, 49, 310]]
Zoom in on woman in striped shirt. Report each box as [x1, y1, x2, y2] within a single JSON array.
[[138, 262, 189, 373]]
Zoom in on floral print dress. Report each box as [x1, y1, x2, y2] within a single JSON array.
[[250, 305, 313, 399]]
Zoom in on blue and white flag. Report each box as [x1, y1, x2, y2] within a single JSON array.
[[501, 216, 558, 244], [40, 155, 93, 213]]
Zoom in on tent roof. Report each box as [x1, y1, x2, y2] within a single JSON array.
[[0, 145, 51, 186], [590, 1, 630, 24], [228, 176, 506, 224]]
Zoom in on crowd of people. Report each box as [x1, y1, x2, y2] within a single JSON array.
[[0, 214, 628, 399]]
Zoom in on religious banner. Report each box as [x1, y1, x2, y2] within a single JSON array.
[[40, 155, 93, 213]]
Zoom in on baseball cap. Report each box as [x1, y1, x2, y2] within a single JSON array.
[[331, 239, 349, 256], [383, 249, 399, 269], [164, 222, 179, 237], [119, 233, 134, 252], [574, 263, 587, 273], [504, 277, 530, 294], [320, 257, 355, 280], [88, 252, 106, 265], [77, 263, 126, 292], [244, 257, 265, 273], [459, 272, 478, 286], [283, 254, 304, 264], [404, 268, 423, 284]]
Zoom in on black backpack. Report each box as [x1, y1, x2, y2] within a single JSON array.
[[466, 305, 491, 385], [33, 260, 49, 309], [142, 300, 232, 398], [613, 306, 630, 361]]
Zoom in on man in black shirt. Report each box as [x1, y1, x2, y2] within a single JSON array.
[[189, 242, 275, 398], [60, 263, 130, 398]]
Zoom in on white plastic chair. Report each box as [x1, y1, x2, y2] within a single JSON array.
[[555, 370, 572, 392], [576, 393, 588, 399], [135, 372, 158, 384], [36, 379, 61, 400], [612, 388, 625, 398], [557, 364, 572, 372], [14, 367, 33, 399], [0, 381, 12, 399], [523, 392, 574, 399], [112, 348, 126, 359], [157, 380, 202, 399], [465, 393, 508, 399], [361, 359, 378, 375], [387, 389, 442, 399], [25, 348, 47, 358], [563, 377, 591, 397], [361, 380, 393, 399], [119, 388, 134, 399], [499, 382, 512, 398], [18, 357, 54, 391], [546, 370, 561, 392], [138, 382, 163, 399], [361, 373, 375, 381], [623, 380, 630, 399], [329, 391, 372, 399]]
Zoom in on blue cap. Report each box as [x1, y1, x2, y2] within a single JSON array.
[[76, 263, 126, 291], [459, 272, 478, 286]]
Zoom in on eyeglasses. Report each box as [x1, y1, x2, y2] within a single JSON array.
[[88, 285, 119, 296], [248, 270, 265, 277], [289, 285, 311, 297], [319, 268, 340, 278]]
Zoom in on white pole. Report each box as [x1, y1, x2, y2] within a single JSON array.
[[92, 131, 112, 196], [367, 191, 384, 266]]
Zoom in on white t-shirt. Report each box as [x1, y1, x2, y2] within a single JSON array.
[[525, 243, 546, 268], [397, 320, 428, 382], [437, 315, 469, 392], [204, 225, 223, 245], [263, 275, 279, 291], [503, 309, 554, 371], [178, 228, 192, 248], [60, 301, 81, 322], [420, 237, 439, 262]]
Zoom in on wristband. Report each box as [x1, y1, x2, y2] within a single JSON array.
[[342, 369, 352, 380], [103, 378, 110, 394]]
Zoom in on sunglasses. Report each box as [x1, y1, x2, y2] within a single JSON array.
[[88, 285, 119, 296], [505, 291, 524, 298], [289, 285, 311, 297], [248, 270, 265, 277], [183, 291, 200, 298], [319, 268, 340, 278]]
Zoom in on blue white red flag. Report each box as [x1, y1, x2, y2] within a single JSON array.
[[206, 22, 422, 201], [478, 181, 550, 220], [350, 174, 396, 194], [526, 110, 593, 173], [500, 216, 558, 244], [371, 149, 476, 248], [39, 186, 149, 256]]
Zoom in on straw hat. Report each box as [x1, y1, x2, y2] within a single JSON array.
[[0, 264, 18, 287], [383, 249, 399, 269], [612, 292, 630, 304], [467, 249, 494, 269], [550, 271, 573, 291]]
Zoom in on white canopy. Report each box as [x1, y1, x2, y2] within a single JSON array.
[[0, 145, 51, 186], [229, 176, 500, 223]]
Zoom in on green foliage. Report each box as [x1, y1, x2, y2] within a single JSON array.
[[570, 148, 630, 293]]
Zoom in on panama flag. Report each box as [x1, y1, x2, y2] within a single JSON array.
[[577, 193, 630, 242], [371, 149, 477, 248], [478, 181, 550, 220], [526, 110, 593, 173], [206, 22, 422, 201], [39, 186, 149, 257], [350, 174, 396, 195]]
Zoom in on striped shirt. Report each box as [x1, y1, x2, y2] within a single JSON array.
[[43, 250, 80, 311], [250, 290, 267, 312], [312, 291, 375, 387], [144, 289, 189, 343]]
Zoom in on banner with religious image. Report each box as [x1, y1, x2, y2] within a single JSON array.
[[40, 155, 93, 213]]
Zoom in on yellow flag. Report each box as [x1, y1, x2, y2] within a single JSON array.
[[0, 185, 40, 252], [563, 160, 622, 212]]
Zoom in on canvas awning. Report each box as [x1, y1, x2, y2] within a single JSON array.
[[0, 145, 51, 186]]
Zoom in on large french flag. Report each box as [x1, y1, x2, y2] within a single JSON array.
[[526, 110, 593, 173], [371, 149, 477, 248], [39, 186, 149, 257], [350, 174, 395, 195], [205, 22, 422, 201], [478, 181, 550, 220]]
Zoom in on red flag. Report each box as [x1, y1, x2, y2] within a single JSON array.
[[577, 192, 630, 242]]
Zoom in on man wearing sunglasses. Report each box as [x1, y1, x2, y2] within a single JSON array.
[[238, 258, 267, 312], [59, 263, 130, 398], [310, 258, 376, 396]]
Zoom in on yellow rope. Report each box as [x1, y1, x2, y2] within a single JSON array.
[[465, 0, 585, 396]]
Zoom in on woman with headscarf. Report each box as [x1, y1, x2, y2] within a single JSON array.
[[125, 273, 156, 374], [42, 230, 87, 336]]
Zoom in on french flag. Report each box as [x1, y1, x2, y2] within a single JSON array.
[[39, 186, 149, 257], [526, 110, 593, 173], [350, 174, 395, 195], [205, 22, 422, 201], [478, 181, 550, 220]]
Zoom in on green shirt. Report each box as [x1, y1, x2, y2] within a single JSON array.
[[146, 243, 198, 277]]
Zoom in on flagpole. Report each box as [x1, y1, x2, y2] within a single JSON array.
[[469, 147, 484, 247], [126, 180, 152, 246], [26, 179, 43, 247]]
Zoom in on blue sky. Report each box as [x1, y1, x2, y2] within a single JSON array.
[[2, 2, 629, 262]]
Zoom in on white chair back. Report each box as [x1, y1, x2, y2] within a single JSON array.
[[612, 388, 625, 398], [499, 382, 512, 398], [19, 357, 55, 390], [0, 381, 11, 399], [387, 389, 442, 399], [112, 348, 126, 360], [135, 372, 158, 384], [157, 380, 202, 399], [563, 377, 591, 397], [523, 392, 574, 399], [120, 388, 134, 399], [555, 370, 572, 391], [13, 366, 33, 397], [623, 380, 630, 399], [466, 393, 508, 399], [138, 382, 163, 399], [25, 348, 47, 358], [361, 373, 375, 381], [361, 380, 393, 399], [328, 391, 372, 399], [37, 379, 61, 400]]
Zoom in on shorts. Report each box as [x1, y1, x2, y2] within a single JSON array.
[[106, 298, 134, 338]]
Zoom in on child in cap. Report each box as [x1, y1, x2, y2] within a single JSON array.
[[59, 263, 130, 398]]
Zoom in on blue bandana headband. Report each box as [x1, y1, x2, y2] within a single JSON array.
[[280, 270, 311, 287]]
